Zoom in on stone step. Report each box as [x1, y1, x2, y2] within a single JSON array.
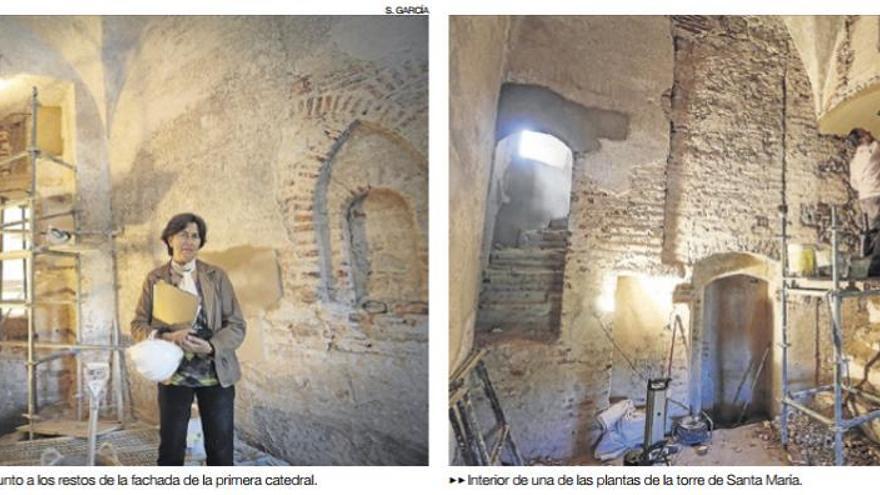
[[518, 228, 570, 248], [476, 304, 561, 329], [483, 271, 564, 287], [481, 284, 564, 295], [518, 239, 568, 250], [479, 289, 557, 304], [478, 295, 562, 310], [484, 266, 563, 276], [489, 250, 566, 268], [548, 217, 568, 230]]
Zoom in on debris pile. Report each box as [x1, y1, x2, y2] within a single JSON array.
[[768, 413, 880, 465]]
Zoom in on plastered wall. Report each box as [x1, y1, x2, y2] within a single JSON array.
[[452, 15, 857, 462], [0, 16, 428, 466], [0, 17, 114, 433], [449, 16, 512, 374]]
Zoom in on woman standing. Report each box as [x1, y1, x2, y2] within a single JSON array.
[[131, 212, 246, 466]]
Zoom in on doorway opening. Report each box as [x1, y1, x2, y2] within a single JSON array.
[[476, 130, 573, 342], [701, 274, 773, 427]]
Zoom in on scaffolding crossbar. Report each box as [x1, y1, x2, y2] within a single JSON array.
[[780, 206, 880, 465], [0, 87, 128, 440]]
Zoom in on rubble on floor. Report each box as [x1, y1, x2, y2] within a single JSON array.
[[770, 411, 880, 465]]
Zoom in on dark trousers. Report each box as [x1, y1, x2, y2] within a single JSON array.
[[157, 383, 235, 466], [862, 197, 880, 250], [860, 197, 880, 276]]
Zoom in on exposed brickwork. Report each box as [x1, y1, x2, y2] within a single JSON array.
[[461, 16, 855, 463], [84, 17, 428, 465], [276, 59, 427, 308]]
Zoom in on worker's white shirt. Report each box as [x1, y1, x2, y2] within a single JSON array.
[[851, 141, 880, 199]]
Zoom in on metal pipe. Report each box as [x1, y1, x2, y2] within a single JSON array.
[[0, 299, 79, 308], [0, 250, 30, 261], [0, 340, 124, 351], [38, 249, 80, 259], [837, 288, 880, 298], [26, 87, 38, 440], [75, 252, 83, 422], [109, 225, 128, 424], [842, 385, 880, 406], [790, 384, 834, 398], [737, 344, 771, 425], [0, 151, 28, 168], [34, 210, 77, 222], [841, 408, 880, 429], [831, 206, 845, 466], [780, 204, 790, 446], [787, 287, 828, 297], [38, 153, 75, 171], [782, 397, 834, 425], [34, 349, 76, 364], [0, 196, 32, 210], [0, 210, 76, 229], [111, 320, 124, 424], [86, 391, 99, 466]]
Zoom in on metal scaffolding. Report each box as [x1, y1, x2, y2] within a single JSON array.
[[0, 87, 126, 439], [780, 205, 880, 465]]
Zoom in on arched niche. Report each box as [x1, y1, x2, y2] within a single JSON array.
[[347, 188, 423, 305], [687, 252, 781, 420], [314, 121, 427, 308]]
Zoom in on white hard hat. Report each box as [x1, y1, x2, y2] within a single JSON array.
[[127, 339, 183, 382]]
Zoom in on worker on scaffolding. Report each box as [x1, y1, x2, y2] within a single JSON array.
[[848, 128, 880, 274]]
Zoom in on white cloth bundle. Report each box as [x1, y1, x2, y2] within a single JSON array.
[[127, 339, 183, 382], [594, 399, 646, 461]]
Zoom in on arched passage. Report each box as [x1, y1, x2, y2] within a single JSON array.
[[702, 274, 773, 426], [689, 252, 780, 426], [476, 130, 573, 341]]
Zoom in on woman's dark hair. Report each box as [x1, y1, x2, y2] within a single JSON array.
[[848, 128, 868, 146], [161, 213, 207, 256]]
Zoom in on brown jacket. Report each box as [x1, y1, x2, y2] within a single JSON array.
[[131, 260, 246, 387]]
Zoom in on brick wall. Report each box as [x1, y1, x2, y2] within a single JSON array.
[[462, 16, 854, 462], [104, 16, 428, 466]]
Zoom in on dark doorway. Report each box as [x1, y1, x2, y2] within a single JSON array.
[[701, 274, 773, 427]]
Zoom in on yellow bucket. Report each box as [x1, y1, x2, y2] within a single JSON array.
[[787, 244, 815, 276]]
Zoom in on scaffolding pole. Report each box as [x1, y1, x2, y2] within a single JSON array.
[[25, 87, 38, 440], [780, 203, 790, 446], [0, 87, 126, 439], [780, 206, 880, 465]]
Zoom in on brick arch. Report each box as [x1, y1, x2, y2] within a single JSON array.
[[273, 56, 427, 305], [313, 120, 427, 306]]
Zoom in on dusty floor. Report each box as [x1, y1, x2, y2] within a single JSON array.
[[554, 416, 880, 466], [671, 422, 788, 466], [0, 421, 287, 466], [555, 422, 788, 466]]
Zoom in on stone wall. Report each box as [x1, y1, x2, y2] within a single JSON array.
[[456, 15, 854, 462], [107, 16, 428, 466], [0, 16, 428, 466]]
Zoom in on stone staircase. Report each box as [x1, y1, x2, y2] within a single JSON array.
[[476, 220, 568, 339]]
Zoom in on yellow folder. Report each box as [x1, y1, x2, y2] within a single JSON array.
[[152, 280, 198, 326]]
